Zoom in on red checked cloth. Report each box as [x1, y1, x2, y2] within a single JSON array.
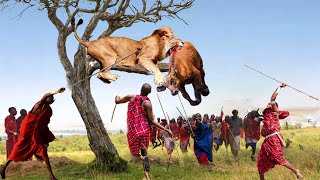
[[127, 95, 151, 146]]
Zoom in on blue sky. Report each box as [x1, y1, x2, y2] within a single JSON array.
[[1, 1, 320, 132]]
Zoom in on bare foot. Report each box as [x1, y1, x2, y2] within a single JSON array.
[[143, 171, 150, 180], [296, 170, 303, 179]]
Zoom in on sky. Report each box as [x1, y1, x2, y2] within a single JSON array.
[[1, 0, 320, 133]]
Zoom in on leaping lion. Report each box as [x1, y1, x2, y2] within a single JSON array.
[[73, 19, 183, 87]]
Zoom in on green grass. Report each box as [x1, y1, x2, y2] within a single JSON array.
[[1, 128, 320, 179]]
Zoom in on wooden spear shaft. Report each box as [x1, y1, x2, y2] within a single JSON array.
[[156, 93, 167, 120], [156, 93, 181, 168], [244, 64, 319, 101], [178, 93, 188, 118]]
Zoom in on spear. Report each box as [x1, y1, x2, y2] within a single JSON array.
[[156, 93, 167, 120], [166, 112, 171, 122], [244, 64, 319, 101], [178, 93, 188, 118], [156, 93, 181, 170]]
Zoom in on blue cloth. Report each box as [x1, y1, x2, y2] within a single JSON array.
[[214, 138, 220, 145], [194, 123, 213, 162]]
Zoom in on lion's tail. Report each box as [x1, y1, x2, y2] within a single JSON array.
[[71, 18, 89, 47]]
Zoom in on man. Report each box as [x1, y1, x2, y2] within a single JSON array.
[[193, 113, 213, 166], [4, 107, 18, 159], [16, 109, 27, 135], [226, 109, 242, 161], [243, 110, 261, 161], [177, 116, 190, 153], [212, 116, 222, 151], [169, 118, 179, 140], [115, 83, 173, 180], [209, 114, 215, 123], [158, 119, 167, 149], [203, 113, 209, 124], [0, 87, 65, 180], [220, 115, 230, 150], [257, 83, 303, 180]]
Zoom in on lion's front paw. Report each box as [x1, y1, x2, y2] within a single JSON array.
[[154, 76, 164, 86], [109, 74, 120, 81]]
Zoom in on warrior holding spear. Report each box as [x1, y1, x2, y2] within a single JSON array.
[[257, 83, 303, 180], [115, 83, 172, 179]]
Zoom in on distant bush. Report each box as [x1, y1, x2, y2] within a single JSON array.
[[285, 138, 292, 148]]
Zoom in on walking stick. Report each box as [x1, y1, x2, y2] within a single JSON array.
[[110, 104, 117, 122], [111, 90, 120, 122], [244, 64, 319, 101]]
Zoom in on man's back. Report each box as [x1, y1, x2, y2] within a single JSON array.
[[127, 95, 151, 145]]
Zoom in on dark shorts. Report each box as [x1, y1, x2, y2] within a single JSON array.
[[129, 135, 150, 155]]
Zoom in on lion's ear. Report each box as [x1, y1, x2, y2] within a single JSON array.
[[159, 30, 168, 37]]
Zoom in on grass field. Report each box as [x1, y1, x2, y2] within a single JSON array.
[[1, 127, 319, 180]]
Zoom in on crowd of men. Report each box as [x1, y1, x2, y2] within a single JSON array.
[[4, 108, 27, 159], [1, 83, 303, 180], [116, 83, 303, 180], [149, 109, 260, 165]]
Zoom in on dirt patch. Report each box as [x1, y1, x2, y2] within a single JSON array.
[[6, 156, 77, 174]]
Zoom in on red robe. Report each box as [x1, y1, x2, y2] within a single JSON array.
[[149, 125, 157, 143], [179, 126, 190, 143], [170, 124, 179, 140], [127, 95, 150, 146], [257, 108, 289, 174], [5, 116, 18, 159], [9, 106, 55, 161], [244, 117, 261, 141], [220, 120, 229, 146]]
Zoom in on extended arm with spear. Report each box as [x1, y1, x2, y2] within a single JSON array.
[[244, 65, 319, 101]]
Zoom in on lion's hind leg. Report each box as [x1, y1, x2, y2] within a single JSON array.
[[97, 55, 120, 84]]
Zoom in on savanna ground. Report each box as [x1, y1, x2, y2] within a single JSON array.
[[1, 127, 319, 180]]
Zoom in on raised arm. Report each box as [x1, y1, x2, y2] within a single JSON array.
[[269, 83, 286, 111], [143, 100, 173, 137], [39, 88, 65, 102], [271, 83, 286, 101], [31, 87, 65, 113], [115, 95, 135, 104]]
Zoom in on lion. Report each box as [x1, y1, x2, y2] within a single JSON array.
[[158, 41, 210, 106], [73, 19, 182, 86]]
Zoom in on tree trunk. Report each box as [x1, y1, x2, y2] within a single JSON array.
[[71, 80, 127, 172]]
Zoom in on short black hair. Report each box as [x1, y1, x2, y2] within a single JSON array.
[[8, 107, 15, 113], [141, 83, 151, 96], [232, 109, 238, 115]]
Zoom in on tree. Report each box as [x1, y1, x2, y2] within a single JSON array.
[[1, 0, 193, 171]]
